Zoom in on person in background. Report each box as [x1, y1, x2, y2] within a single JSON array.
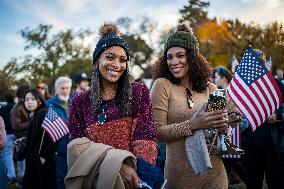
[[22, 89, 57, 189], [69, 73, 90, 103], [37, 83, 52, 101], [275, 68, 284, 85], [213, 66, 232, 89], [46, 76, 72, 189], [11, 84, 31, 188], [0, 91, 17, 184], [0, 116, 7, 189]]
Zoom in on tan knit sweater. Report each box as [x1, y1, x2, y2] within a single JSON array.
[[151, 78, 228, 189]]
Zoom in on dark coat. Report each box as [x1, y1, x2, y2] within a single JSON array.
[[11, 101, 29, 138], [22, 108, 57, 189], [0, 103, 15, 134]]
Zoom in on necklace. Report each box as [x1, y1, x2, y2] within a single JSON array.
[[186, 88, 194, 108], [102, 92, 115, 100], [97, 102, 107, 124]]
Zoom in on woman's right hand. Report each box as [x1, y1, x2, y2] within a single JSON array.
[[119, 163, 141, 188], [189, 102, 228, 132]]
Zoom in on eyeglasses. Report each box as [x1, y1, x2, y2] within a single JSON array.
[[97, 102, 107, 124], [37, 87, 45, 90], [186, 88, 194, 108]]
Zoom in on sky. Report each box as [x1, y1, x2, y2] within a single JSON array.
[[0, 0, 284, 68]]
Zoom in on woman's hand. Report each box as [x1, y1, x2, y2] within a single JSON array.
[[189, 102, 228, 132], [119, 163, 141, 188], [266, 113, 278, 124], [40, 157, 46, 165]]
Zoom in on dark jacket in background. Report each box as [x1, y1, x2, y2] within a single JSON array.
[[11, 102, 29, 138], [22, 108, 57, 189], [0, 103, 15, 134]]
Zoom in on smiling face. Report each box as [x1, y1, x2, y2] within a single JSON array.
[[98, 46, 127, 84], [166, 47, 189, 80], [24, 92, 39, 113]]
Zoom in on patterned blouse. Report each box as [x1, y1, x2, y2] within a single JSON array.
[[68, 82, 157, 164]]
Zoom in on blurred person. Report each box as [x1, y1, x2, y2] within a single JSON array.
[[275, 69, 284, 86], [22, 89, 57, 189], [67, 22, 162, 188], [37, 82, 52, 101], [0, 91, 17, 184], [69, 73, 90, 103], [151, 22, 229, 189], [46, 76, 72, 189], [0, 116, 7, 189], [213, 66, 232, 89], [241, 49, 284, 189], [11, 84, 31, 187]]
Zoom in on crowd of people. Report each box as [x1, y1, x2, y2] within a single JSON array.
[[0, 21, 283, 189]]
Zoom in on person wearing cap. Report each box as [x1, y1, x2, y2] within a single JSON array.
[[37, 83, 52, 101], [69, 73, 90, 103], [68, 22, 161, 188], [151, 22, 229, 188]]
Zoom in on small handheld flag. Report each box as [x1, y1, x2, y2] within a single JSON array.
[[42, 107, 69, 142]]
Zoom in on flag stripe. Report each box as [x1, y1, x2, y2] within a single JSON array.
[[233, 75, 264, 124], [227, 88, 257, 130], [42, 122, 58, 142], [44, 119, 61, 139], [254, 81, 273, 115], [235, 74, 266, 122], [250, 83, 269, 119], [229, 81, 259, 127], [42, 125, 56, 142], [46, 118, 62, 138], [58, 118, 69, 133], [54, 120, 65, 136], [267, 73, 283, 105], [258, 78, 275, 114], [262, 76, 277, 110], [264, 74, 280, 108]]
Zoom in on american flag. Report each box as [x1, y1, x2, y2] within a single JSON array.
[[222, 126, 241, 159], [42, 107, 69, 142], [227, 47, 282, 131]]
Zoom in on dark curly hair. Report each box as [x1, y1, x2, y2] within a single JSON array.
[[152, 49, 212, 93]]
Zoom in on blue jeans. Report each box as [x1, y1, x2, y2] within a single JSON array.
[[4, 134, 16, 179], [0, 151, 7, 189]]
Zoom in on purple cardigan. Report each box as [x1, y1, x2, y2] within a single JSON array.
[[68, 82, 157, 164]]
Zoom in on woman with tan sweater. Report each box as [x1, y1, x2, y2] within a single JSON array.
[[151, 22, 229, 189]]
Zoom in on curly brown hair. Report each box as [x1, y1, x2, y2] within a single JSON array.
[[152, 49, 212, 92]]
